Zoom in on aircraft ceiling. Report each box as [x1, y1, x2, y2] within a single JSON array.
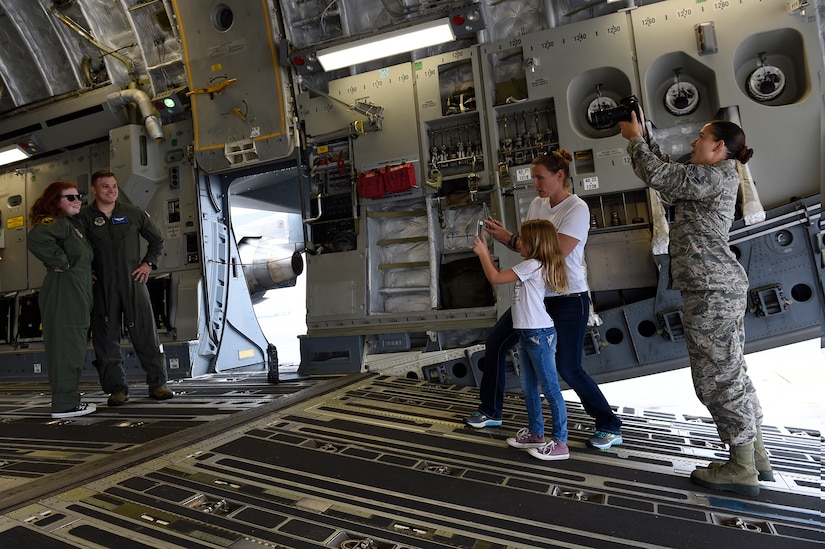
[[0, 0, 822, 153], [0, 0, 642, 119]]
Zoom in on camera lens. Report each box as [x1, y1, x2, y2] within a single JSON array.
[[587, 96, 619, 130]]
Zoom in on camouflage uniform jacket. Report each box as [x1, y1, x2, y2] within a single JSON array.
[[627, 136, 748, 293]]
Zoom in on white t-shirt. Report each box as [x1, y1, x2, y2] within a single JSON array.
[[511, 259, 555, 329], [526, 194, 590, 295]]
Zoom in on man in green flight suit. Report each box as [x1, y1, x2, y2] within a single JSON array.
[[79, 170, 173, 406]]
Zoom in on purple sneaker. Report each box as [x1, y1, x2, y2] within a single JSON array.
[[506, 427, 546, 449], [528, 439, 570, 461]]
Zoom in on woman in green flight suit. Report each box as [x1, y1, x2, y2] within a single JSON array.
[[27, 181, 96, 418]]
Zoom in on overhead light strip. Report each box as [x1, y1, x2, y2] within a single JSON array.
[[0, 144, 31, 167], [317, 18, 456, 71]]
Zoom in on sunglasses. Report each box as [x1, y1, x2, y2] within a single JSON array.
[[60, 193, 84, 202]]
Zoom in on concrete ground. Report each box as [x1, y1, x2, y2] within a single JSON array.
[[569, 338, 824, 431]]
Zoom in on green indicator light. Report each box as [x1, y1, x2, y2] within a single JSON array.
[[163, 97, 177, 108]]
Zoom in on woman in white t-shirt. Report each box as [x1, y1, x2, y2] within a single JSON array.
[[473, 219, 570, 460], [465, 151, 623, 451]]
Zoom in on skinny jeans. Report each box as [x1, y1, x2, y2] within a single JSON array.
[[518, 328, 568, 442]]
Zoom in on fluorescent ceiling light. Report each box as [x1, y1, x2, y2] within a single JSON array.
[[317, 18, 456, 71], [0, 144, 31, 167]]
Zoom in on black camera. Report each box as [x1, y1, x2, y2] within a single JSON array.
[[588, 95, 641, 130]]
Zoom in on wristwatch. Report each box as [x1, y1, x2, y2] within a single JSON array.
[[146, 261, 156, 270]]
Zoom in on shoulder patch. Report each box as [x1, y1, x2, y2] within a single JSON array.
[[94, 216, 106, 226], [42, 217, 54, 225]]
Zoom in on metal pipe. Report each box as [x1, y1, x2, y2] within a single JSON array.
[[80, 55, 94, 87], [106, 89, 165, 142]]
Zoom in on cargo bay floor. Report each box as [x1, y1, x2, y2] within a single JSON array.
[[0, 373, 821, 548]]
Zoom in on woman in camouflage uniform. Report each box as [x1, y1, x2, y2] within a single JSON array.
[[620, 113, 770, 497], [27, 181, 96, 419]]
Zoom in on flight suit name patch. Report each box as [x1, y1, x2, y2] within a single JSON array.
[[112, 216, 128, 224]]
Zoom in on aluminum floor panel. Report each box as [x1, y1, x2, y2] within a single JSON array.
[[0, 374, 821, 548]]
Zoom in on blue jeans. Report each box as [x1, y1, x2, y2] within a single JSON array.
[[477, 308, 518, 421], [518, 328, 567, 442], [478, 293, 622, 434]]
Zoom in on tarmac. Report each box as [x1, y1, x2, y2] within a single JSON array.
[[571, 337, 824, 432]]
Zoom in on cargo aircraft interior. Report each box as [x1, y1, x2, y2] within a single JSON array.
[[0, 0, 822, 547]]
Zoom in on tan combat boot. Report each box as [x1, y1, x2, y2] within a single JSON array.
[[752, 425, 774, 481], [706, 426, 774, 481], [690, 442, 760, 496]]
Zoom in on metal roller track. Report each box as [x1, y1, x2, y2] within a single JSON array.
[[0, 374, 821, 547]]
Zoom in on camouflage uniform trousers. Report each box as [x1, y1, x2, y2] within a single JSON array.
[[681, 289, 763, 446]]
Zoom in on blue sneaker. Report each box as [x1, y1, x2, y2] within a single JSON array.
[[465, 411, 502, 428], [587, 430, 623, 449]]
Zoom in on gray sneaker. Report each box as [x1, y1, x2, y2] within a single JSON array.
[[507, 427, 546, 448], [465, 411, 502, 428], [587, 430, 623, 450], [51, 402, 96, 419]]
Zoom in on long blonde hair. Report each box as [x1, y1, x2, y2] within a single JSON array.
[[519, 219, 569, 294]]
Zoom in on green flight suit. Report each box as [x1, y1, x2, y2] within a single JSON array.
[[78, 201, 167, 395], [27, 216, 93, 413]]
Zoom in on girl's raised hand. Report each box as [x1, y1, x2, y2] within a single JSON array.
[[472, 233, 488, 257]]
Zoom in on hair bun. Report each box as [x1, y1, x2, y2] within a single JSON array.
[[557, 149, 573, 162]]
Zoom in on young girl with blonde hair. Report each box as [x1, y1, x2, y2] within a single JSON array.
[[473, 219, 571, 460]]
